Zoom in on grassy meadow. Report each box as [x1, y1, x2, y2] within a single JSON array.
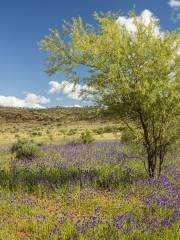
[[0, 107, 179, 240]]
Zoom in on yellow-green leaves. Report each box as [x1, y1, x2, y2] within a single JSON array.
[[41, 11, 180, 167]]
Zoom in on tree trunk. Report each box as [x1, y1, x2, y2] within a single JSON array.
[[147, 149, 156, 178], [146, 144, 166, 178], [158, 145, 166, 178], [138, 110, 166, 178]]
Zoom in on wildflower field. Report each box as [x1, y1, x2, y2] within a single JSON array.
[[0, 139, 179, 239], [0, 0, 179, 239]]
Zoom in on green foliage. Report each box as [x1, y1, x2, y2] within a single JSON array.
[[41, 10, 180, 177], [121, 128, 136, 144], [60, 128, 67, 135], [11, 139, 40, 160], [94, 127, 104, 135], [80, 129, 94, 144], [67, 129, 77, 136], [0, 140, 179, 239], [31, 131, 42, 136]]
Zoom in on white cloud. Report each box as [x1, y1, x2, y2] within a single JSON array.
[[49, 80, 90, 100], [168, 0, 180, 8], [24, 92, 50, 105], [116, 9, 161, 37], [0, 92, 50, 108], [48, 81, 62, 94], [168, 0, 180, 20], [116, 15, 137, 33], [63, 105, 82, 108]]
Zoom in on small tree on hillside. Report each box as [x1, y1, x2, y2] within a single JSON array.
[[41, 11, 180, 178]]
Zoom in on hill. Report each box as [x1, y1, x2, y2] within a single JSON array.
[[0, 107, 122, 144]]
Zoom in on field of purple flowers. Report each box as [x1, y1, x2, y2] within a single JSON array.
[[0, 141, 179, 239]]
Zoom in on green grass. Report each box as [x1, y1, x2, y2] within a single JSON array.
[[0, 107, 179, 239], [0, 145, 179, 239]]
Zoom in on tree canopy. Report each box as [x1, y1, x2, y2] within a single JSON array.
[[41, 11, 180, 177]]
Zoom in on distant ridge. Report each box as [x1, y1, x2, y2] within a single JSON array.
[[0, 106, 112, 124]]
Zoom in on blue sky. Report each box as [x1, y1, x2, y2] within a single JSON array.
[[0, 0, 179, 108]]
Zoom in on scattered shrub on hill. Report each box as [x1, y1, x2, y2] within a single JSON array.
[[94, 127, 104, 135], [31, 131, 42, 136], [80, 129, 94, 144], [60, 129, 68, 140], [11, 139, 41, 160], [67, 129, 77, 136], [103, 126, 116, 133], [48, 134, 53, 141], [15, 134, 20, 139], [46, 130, 50, 134]]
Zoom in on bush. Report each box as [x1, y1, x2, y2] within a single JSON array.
[[67, 129, 77, 136], [94, 127, 104, 135], [80, 129, 94, 144], [121, 128, 136, 144], [103, 126, 115, 133], [11, 139, 41, 160]]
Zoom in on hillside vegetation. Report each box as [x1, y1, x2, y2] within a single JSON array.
[[0, 107, 122, 144]]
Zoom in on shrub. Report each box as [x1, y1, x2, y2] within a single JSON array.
[[48, 134, 53, 141], [102, 125, 120, 134], [15, 134, 20, 139], [60, 129, 67, 135], [67, 129, 77, 136], [103, 126, 115, 133], [94, 127, 104, 135], [121, 128, 136, 144], [80, 129, 94, 144], [11, 139, 40, 160]]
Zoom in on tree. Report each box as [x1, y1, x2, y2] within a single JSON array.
[[41, 11, 180, 178]]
